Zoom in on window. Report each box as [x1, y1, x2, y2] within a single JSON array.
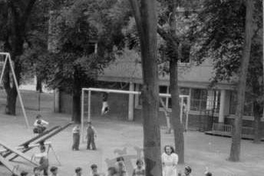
[[206, 90, 220, 113], [87, 42, 97, 54], [168, 87, 190, 108], [159, 85, 168, 108], [179, 44, 191, 63], [180, 87, 190, 95], [190, 89, 207, 111], [229, 91, 254, 116], [135, 84, 191, 111]]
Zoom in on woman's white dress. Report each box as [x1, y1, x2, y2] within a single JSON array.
[[162, 152, 178, 176]]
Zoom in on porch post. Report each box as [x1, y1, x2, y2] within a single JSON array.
[[128, 82, 135, 121], [219, 89, 226, 123]]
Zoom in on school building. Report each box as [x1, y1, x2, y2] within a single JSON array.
[[55, 48, 263, 134], [48, 9, 263, 136]]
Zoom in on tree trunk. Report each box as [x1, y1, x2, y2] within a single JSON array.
[[170, 59, 185, 164], [72, 90, 81, 123], [3, 57, 20, 115], [36, 76, 43, 93], [167, 0, 185, 164], [5, 86, 18, 115], [3, 0, 37, 116], [72, 70, 82, 123], [129, 0, 162, 176], [229, 0, 253, 162]]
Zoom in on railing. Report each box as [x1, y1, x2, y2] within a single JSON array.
[[212, 123, 232, 135], [211, 123, 255, 138]]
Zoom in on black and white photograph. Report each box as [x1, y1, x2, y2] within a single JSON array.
[[0, 0, 263, 175]]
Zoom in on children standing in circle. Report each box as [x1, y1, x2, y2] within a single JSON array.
[[86, 122, 97, 150], [161, 145, 178, 176], [132, 159, 145, 176]]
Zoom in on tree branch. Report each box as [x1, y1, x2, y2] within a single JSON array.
[[157, 24, 180, 47]]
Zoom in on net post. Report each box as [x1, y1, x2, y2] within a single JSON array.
[[81, 88, 85, 143], [180, 97, 184, 123], [88, 89, 91, 123]]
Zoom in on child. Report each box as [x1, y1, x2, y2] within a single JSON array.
[[132, 159, 145, 176], [107, 167, 117, 176], [50, 166, 58, 176], [20, 171, 28, 176], [33, 114, 49, 134], [72, 124, 80, 151], [183, 166, 193, 176], [86, 122, 97, 150], [32, 167, 41, 176], [34, 145, 49, 176], [115, 157, 127, 176], [90, 164, 99, 176], [101, 92, 109, 115], [73, 167, 83, 176], [205, 172, 212, 176]]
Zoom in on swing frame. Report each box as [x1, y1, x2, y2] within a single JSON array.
[[0, 52, 29, 128], [81, 87, 190, 142]]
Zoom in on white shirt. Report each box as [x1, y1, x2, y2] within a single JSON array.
[[34, 119, 49, 127]]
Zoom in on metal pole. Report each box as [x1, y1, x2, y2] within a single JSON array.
[[83, 87, 190, 98], [88, 90, 91, 123], [0, 54, 8, 84], [262, 0, 264, 119], [81, 89, 84, 143]]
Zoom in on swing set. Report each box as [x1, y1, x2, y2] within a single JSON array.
[[0, 52, 29, 128]]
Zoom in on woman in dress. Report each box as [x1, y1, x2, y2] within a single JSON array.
[[161, 145, 178, 176]]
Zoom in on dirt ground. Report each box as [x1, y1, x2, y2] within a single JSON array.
[[0, 91, 264, 176]]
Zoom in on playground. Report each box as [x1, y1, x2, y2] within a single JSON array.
[[0, 91, 263, 176]]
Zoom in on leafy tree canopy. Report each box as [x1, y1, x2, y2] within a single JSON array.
[[191, 0, 262, 84], [37, 0, 131, 93]]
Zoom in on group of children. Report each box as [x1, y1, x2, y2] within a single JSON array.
[[72, 157, 145, 176], [30, 115, 213, 176], [17, 157, 144, 176], [33, 114, 96, 151], [16, 158, 213, 176]]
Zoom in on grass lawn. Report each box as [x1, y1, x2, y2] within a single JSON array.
[[0, 90, 263, 176]]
